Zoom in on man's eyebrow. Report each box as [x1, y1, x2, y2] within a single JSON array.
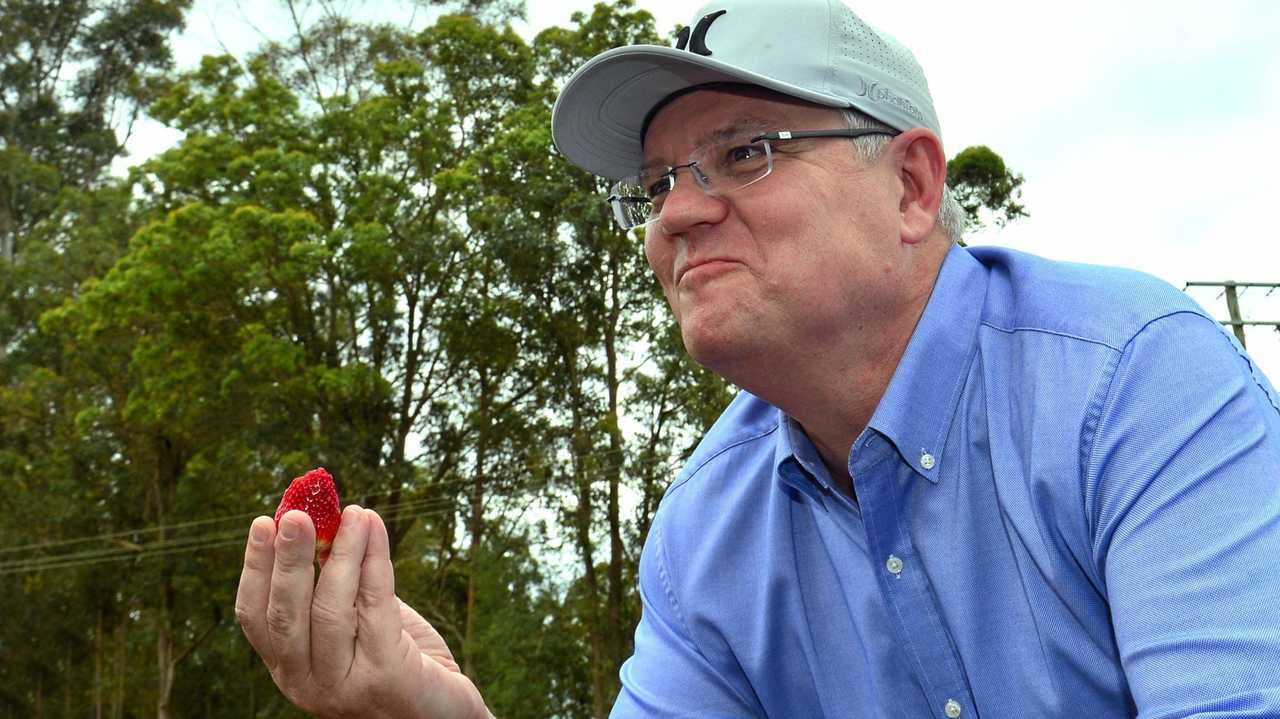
[[640, 116, 777, 172]]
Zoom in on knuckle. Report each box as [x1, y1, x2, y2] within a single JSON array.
[[284, 687, 349, 719], [309, 597, 355, 630], [265, 602, 300, 637], [326, 541, 358, 564], [273, 539, 311, 568], [233, 602, 259, 632], [279, 685, 322, 716], [276, 547, 315, 573], [242, 547, 274, 573]]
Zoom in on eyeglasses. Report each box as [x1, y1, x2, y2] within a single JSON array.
[[606, 127, 899, 231]]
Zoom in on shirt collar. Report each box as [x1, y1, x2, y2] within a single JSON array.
[[866, 244, 987, 482], [773, 411, 831, 504]]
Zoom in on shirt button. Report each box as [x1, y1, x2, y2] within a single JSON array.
[[920, 452, 936, 470], [944, 699, 962, 718], [885, 554, 904, 575]]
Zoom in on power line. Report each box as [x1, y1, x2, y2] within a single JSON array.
[[0, 450, 684, 557], [0, 538, 248, 576], [0, 453, 687, 575], [0, 497, 459, 573], [0, 496, 459, 571], [0, 510, 266, 557], [0, 502, 461, 575], [0, 477, 474, 556], [1184, 281, 1280, 349]]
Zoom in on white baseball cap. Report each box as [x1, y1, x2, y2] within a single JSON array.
[[551, 0, 941, 180]]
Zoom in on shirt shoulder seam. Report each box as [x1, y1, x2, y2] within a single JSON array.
[[653, 521, 692, 638], [981, 307, 1217, 355], [666, 421, 782, 495], [1078, 309, 1219, 574], [652, 519, 763, 711], [979, 320, 1126, 354]]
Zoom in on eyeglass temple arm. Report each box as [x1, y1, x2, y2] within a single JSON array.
[[608, 195, 650, 204], [751, 128, 900, 142]]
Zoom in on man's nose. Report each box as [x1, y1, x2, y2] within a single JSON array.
[[654, 171, 729, 237]]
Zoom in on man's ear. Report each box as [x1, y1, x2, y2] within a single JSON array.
[[891, 128, 947, 245]]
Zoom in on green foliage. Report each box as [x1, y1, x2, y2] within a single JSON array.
[[2, 3, 701, 716], [1, 2, 1025, 717], [0, 0, 192, 261], [947, 144, 1029, 231]]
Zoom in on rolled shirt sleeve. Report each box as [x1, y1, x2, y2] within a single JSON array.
[[612, 518, 763, 718]]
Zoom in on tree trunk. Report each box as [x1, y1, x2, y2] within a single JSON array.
[[571, 413, 608, 717], [604, 258, 627, 693], [95, 608, 104, 719], [64, 645, 72, 718], [575, 455, 607, 719], [463, 373, 491, 679], [151, 435, 184, 719], [0, 192, 13, 263], [556, 331, 609, 718], [112, 619, 126, 719], [156, 573, 175, 719], [604, 433, 625, 699]]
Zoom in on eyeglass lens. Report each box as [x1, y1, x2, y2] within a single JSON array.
[[608, 133, 774, 230]]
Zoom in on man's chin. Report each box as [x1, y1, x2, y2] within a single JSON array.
[[680, 321, 758, 378]]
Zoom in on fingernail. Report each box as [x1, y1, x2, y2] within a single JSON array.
[[280, 518, 298, 541], [250, 522, 269, 545]]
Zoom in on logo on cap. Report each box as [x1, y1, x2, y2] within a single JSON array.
[[855, 78, 925, 124], [674, 10, 727, 56]]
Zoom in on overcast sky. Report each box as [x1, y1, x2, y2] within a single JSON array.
[[146, 0, 1280, 378]]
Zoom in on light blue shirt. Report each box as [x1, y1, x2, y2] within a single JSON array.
[[613, 245, 1280, 718]]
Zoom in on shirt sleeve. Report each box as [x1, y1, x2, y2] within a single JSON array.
[[610, 516, 763, 718], [1085, 311, 1280, 717]]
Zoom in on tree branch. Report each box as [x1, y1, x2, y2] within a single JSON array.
[[171, 619, 222, 669]]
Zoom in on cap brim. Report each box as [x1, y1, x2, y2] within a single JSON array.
[[551, 45, 851, 180]]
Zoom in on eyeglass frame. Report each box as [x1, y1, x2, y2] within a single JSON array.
[[606, 127, 900, 231]]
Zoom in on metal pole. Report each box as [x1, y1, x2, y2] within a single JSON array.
[[1224, 283, 1248, 347]]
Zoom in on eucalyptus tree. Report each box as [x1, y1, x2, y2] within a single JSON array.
[[0, 0, 190, 261], [522, 3, 701, 714]]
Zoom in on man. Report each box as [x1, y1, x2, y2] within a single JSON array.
[[235, 0, 1280, 716]]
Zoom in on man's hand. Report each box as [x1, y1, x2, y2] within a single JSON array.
[[235, 505, 492, 719]]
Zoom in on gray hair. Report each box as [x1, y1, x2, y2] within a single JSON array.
[[839, 108, 964, 244]]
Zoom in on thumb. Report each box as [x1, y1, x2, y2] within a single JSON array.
[[400, 599, 462, 673]]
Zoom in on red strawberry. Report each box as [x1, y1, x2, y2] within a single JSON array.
[[274, 467, 342, 564]]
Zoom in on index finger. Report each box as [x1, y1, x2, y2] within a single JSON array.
[[266, 510, 319, 685], [235, 516, 279, 667]]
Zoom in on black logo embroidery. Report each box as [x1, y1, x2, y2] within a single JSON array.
[[674, 10, 727, 56]]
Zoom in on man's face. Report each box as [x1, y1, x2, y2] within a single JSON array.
[[641, 86, 915, 379]]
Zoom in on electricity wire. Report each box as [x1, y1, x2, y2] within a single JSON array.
[[0, 503, 459, 575], [0, 454, 684, 575], [0, 449, 682, 557], [0, 495, 458, 569]]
